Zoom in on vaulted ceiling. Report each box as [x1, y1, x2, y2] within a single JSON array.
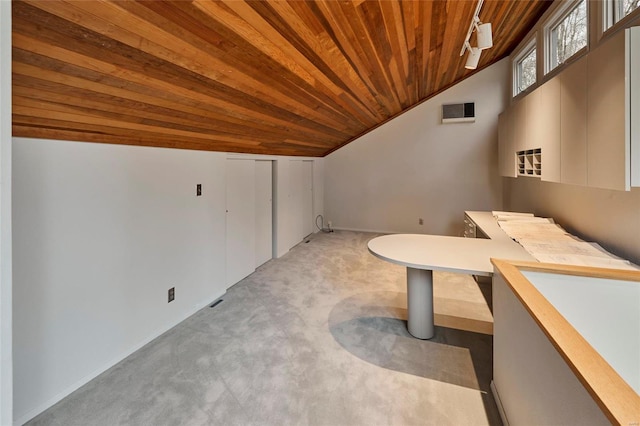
[[12, 0, 552, 157]]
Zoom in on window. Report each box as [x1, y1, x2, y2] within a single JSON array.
[[606, 0, 640, 29], [549, 0, 588, 71], [515, 46, 537, 95], [622, 0, 640, 15]]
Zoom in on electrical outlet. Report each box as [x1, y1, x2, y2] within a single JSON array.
[[419, 218, 424, 225], [196, 184, 202, 196], [168, 287, 175, 303]]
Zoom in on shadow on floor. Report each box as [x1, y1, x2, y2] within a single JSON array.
[[327, 291, 494, 392], [328, 290, 501, 424]]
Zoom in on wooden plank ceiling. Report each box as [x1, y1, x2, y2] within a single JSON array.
[[12, 0, 552, 157]]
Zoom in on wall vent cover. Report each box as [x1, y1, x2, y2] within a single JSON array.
[[442, 102, 475, 123]]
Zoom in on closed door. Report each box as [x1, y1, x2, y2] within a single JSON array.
[[255, 160, 272, 268], [288, 160, 314, 244], [226, 159, 256, 287], [302, 161, 313, 238], [289, 160, 304, 244]]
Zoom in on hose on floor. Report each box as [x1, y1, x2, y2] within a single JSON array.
[[316, 215, 334, 233]]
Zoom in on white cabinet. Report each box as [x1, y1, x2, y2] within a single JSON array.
[[502, 78, 560, 182], [499, 27, 639, 190], [255, 160, 273, 268], [587, 27, 640, 191], [226, 159, 256, 287], [587, 30, 627, 190], [497, 96, 527, 178], [288, 159, 314, 246], [631, 28, 640, 187], [560, 55, 588, 186], [512, 96, 528, 152], [226, 159, 274, 287], [534, 77, 560, 182], [302, 160, 314, 238], [498, 108, 516, 177]]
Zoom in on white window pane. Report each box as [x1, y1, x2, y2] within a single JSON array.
[[623, 0, 640, 17], [551, 0, 587, 69], [517, 48, 537, 93]]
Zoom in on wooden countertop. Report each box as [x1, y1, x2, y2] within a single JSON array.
[[492, 259, 640, 425]]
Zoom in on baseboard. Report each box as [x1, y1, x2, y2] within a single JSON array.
[[331, 226, 401, 235], [490, 380, 509, 426], [13, 293, 224, 426]]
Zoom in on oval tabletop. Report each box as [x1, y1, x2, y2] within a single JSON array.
[[368, 234, 533, 276]]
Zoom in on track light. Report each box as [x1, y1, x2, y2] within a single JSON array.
[[475, 21, 493, 50], [459, 0, 493, 69], [464, 42, 481, 70]]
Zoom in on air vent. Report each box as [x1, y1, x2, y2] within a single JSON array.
[[442, 102, 475, 123]]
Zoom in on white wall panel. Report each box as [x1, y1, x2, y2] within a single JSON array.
[[288, 160, 304, 245], [255, 160, 273, 267], [503, 178, 640, 265], [324, 59, 509, 236], [226, 159, 256, 286], [0, 2, 13, 424], [12, 138, 227, 423], [493, 272, 609, 425], [302, 161, 314, 238]]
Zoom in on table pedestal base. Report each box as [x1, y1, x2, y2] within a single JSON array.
[[407, 267, 434, 339]]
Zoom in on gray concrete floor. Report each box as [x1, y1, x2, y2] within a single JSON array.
[[27, 231, 501, 426]]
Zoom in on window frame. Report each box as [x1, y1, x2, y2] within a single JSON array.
[[513, 38, 538, 97], [603, 0, 640, 33], [510, 0, 639, 100], [544, 0, 589, 75]]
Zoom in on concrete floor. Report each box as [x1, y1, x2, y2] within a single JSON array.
[[27, 231, 501, 426]]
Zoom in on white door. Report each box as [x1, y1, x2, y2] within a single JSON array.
[[255, 160, 272, 268], [302, 160, 314, 238], [289, 160, 304, 245], [226, 159, 256, 287]]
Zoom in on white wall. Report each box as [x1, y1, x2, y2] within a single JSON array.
[[324, 59, 509, 236], [13, 138, 228, 424], [1, 1, 13, 424], [12, 141, 324, 423], [504, 179, 640, 265], [493, 272, 609, 425], [271, 157, 323, 257]]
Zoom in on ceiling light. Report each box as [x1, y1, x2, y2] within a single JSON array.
[[459, 0, 493, 69], [465, 44, 482, 69], [476, 22, 493, 50]]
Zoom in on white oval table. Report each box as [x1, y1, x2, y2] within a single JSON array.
[[368, 234, 533, 339]]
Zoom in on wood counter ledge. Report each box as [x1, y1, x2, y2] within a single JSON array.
[[491, 259, 640, 425]]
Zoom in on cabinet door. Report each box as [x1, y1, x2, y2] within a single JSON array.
[[511, 97, 527, 152], [255, 160, 272, 268], [630, 27, 640, 187], [498, 108, 516, 177], [560, 56, 588, 186], [534, 78, 561, 182], [226, 159, 256, 287], [587, 31, 627, 190], [288, 160, 304, 245], [302, 161, 314, 238]]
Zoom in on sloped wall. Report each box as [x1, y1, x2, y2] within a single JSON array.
[[12, 138, 324, 423], [324, 59, 509, 236]]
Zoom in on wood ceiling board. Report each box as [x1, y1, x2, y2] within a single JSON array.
[[12, 0, 553, 156]]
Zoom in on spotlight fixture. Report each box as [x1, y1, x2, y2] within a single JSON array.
[[475, 21, 493, 50], [464, 43, 481, 70], [460, 0, 493, 69]]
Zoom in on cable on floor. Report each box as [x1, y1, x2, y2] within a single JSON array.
[[316, 214, 333, 233]]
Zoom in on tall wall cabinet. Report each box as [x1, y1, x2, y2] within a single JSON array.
[[226, 159, 273, 287], [499, 26, 640, 191]]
